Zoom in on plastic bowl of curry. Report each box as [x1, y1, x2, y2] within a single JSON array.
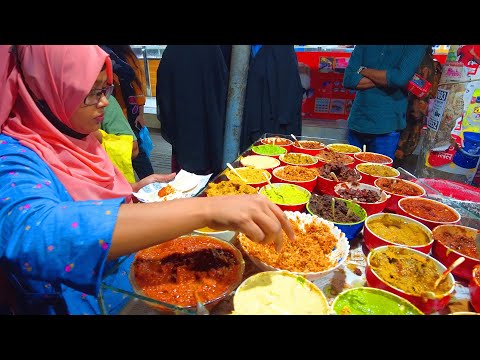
[[432, 225, 480, 281], [397, 197, 461, 230], [225, 166, 271, 189], [272, 165, 318, 192], [279, 152, 319, 169], [374, 177, 426, 213], [366, 245, 455, 314], [355, 163, 400, 185], [129, 235, 245, 314], [364, 213, 433, 254]]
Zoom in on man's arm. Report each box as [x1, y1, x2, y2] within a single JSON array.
[[359, 68, 388, 87], [343, 46, 376, 90]]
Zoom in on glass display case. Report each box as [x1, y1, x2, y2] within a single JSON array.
[[100, 134, 479, 315]]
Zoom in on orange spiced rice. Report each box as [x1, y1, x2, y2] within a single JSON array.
[[239, 218, 338, 273]]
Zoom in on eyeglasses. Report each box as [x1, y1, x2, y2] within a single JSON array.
[[83, 84, 114, 106]]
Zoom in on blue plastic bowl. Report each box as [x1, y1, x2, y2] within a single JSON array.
[[463, 131, 480, 155], [307, 197, 367, 241]]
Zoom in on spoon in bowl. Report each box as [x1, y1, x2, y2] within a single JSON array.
[[263, 171, 284, 202], [433, 256, 465, 289], [226, 163, 248, 183], [291, 134, 303, 148]]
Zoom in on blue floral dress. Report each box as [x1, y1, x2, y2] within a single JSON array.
[[0, 134, 133, 315]]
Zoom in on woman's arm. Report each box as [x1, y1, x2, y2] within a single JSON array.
[[110, 194, 292, 259]]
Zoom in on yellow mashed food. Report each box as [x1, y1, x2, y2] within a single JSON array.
[[226, 167, 270, 183], [367, 215, 431, 246], [327, 144, 361, 153], [205, 180, 257, 196], [357, 163, 398, 177], [233, 271, 329, 315]]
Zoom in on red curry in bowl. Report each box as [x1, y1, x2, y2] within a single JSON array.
[[130, 235, 244, 313], [432, 225, 480, 281], [397, 197, 460, 230]]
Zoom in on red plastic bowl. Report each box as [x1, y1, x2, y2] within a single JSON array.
[[291, 140, 326, 156], [397, 197, 461, 230], [355, 163, 400, 185], [364, 213, 433, 254], [334, 182, 389, 216], [259, 183, 311, 212], [240, 155, 280, 175], [316, 150, 355, 169], [326, 143, 362, 156], [354, 152, 393, 167], [225, 167, 272, 189], [366, 245, 455, 314], [272, 165, 317, 192], [316, 169, 361, 196], [374, 177, 426, 213], [278, 152, 318, 169], [469, 265, 480, 313], [432, 225, 480, 281], [261, 137, 293, 152]]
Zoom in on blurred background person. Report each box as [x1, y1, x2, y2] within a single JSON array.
[[100, 45, 154, 179], [95, 95, 139, 182], [239, 45, 304, 153], [156, 45, 231, 176], [395, 46, 442, 164], [343, 45, 427, 159]]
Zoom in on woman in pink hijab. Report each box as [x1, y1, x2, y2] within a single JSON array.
[[0, 45, 293, 315]]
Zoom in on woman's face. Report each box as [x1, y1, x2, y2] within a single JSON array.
[[70, 70, 110, 135]]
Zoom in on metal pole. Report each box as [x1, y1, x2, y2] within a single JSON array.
[[222, 45, 251, 165], [142, 46, 152, 97]]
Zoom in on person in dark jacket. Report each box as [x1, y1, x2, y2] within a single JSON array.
[[156, 45, 230, 176], [240, 45, 304, 152]]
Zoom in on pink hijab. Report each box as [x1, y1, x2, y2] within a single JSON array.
[[0, 45, 133, 201]]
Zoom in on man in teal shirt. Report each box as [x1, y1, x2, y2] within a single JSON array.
[[343, 45, 427, 159]]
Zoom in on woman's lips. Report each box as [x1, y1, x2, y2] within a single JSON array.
[[95, 115, 104, 123]]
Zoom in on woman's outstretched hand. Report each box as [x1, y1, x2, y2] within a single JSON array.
[[203, 194, 295, 252], [131, 173, 176, 193]]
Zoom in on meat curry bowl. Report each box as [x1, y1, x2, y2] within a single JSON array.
[[238, 211, 349, 281], [272, 165, 318, 192], [261, 136, 293, 152], [374, 177, 425, 213], [364, 213, 433, 254], [317, 162, 362, 196], [397, 197, 461, 230], [432, 225, 480, 281], [291, 140, 326, 156], [334, 182, 389, 216], [353, 151, 393, 167], [315, 148, 355, 169], [259, 183, 311, 212], [130, 235, 245, 314], [366, 245, 455, 314]]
